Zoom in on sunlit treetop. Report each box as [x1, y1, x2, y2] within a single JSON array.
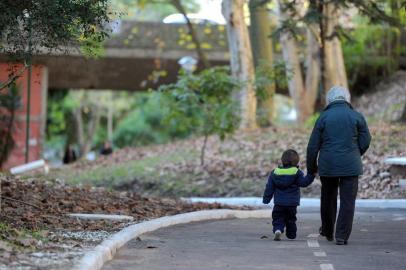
[[0, 0, 113, 61]]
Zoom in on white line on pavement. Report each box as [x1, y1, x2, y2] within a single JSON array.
[[307, 239, 320, 248], [320, 264, 335, 270], [307, 233, 319, 238], [314, 251, 327, 257], [392, 217, 406, 221]]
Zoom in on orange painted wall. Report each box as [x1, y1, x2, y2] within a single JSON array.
[[0, 63, 47, 170]]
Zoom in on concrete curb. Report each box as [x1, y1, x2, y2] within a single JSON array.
[[185, 197, 406, 209], [67, 213, 134, 221], [73, 209, 271, 270]]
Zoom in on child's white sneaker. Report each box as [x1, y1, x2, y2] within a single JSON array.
[[274, 230, 282, 241]]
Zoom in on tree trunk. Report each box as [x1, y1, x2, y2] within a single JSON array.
[[222, 0, 258, 130], [200, 134, 208, 166], [322, 2, 348, 93], [249, 0, 275, 126], [74, 104, 101, 157], [107, 92, 113, 142], [277, 0, 320, 122], [82, 105, 101, 155], [391, 0, 401, 70], [400, 100, 406, 122], [74, 106, 85, 155], [171, 0, 210, 68], [304, 25, 321, 114]]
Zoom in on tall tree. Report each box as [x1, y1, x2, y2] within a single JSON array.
[[249, 0, 275, 126], [319, 1, 348, 92], [277, 0, 320, 122], [0, 0, 111, 90], [222, 0, 258, 130]]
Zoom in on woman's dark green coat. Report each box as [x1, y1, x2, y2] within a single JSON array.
[[306, 101, 371, 177]]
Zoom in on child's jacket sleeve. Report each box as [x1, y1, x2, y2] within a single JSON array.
[[297, 170, 315, 187], [263, 172, 275, 204]]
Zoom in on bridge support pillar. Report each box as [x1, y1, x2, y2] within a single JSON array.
[[0, 63, 48, 170]]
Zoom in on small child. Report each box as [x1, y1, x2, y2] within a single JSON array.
[[263, 149, 315, 241]]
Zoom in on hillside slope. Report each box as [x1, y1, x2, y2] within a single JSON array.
[[51, 123, 406, 199], [354, 70, 406, 122]]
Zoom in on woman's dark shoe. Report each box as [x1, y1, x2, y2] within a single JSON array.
[[319, 227, 333, 241], [335, 238, 348, 245]]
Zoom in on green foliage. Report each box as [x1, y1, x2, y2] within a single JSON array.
[[46, 90, 134, 158], [160, 67, 240, 164], [342, 25, 400, 93], [0, 83, 21, 167], [79, 33, 106, 59], [304, 112, 320, 128], [255, 60, 291, 100], [113, 92, 190, 148], [46, 90, 69, 139], [0, 0, 111, 61], [160, 67, 240, 139], [112, 0, 199, 20]]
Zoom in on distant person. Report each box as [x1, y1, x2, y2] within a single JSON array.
[[100, 141, 113, 156], [63, 144, 77, 164], [263, 149, 315, 241], [307, 86, 371, 245]]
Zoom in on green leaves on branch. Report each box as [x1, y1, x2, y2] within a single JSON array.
[[254, 60, 292, 100], [0, 0, 112, 61], [160, 67, 241, 139], [0, 83, 21, 167], [159, 67, 240, 164], [113, 92, 191, 148]]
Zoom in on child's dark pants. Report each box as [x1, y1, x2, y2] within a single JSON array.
[[272, 205, 297, 239]]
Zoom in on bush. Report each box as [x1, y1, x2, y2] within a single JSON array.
[[160, 66, 240, 165], [113, 92, 191, 148], [342, 25, 400, 94]]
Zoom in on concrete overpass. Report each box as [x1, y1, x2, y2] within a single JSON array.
[[32, 21, 230, 91]]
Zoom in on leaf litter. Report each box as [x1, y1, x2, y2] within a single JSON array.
[[55, 123, 406, 199], [0, 175, 248, 269]]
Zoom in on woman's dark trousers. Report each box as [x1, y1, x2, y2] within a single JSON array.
[[320, 176, 358, 241]]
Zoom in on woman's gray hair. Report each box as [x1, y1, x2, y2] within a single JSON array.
[[326, 86, 351, 105]]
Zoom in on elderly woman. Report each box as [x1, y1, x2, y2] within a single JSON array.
[[306, 86, 371, 245]]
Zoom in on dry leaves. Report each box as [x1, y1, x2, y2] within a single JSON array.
[[52, 123, 406, 199], [0, 175, 248, 233]]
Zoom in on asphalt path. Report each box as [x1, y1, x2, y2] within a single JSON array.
[[102, 208, 406, 270]]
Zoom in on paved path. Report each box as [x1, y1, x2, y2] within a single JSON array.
[[102, 209, 406, 270]]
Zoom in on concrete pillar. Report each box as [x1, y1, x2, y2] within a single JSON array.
[[0, 63, 48, 170]]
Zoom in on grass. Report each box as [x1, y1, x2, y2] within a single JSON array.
[[0, 222, 48, 249], [55, 148, 199, 189]]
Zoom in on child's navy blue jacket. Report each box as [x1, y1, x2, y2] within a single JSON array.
[[263, 167, 315, 206]]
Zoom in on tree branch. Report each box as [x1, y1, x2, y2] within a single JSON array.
[[0, 63, 28, 91], [0, 196, 41, 209], [170, 0, 210, 68]]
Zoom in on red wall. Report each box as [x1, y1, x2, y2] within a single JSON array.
[[0, 63, 47, 170]]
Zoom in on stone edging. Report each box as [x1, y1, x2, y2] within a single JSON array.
[[185, 198, 406, 209], [73, 209, 271, 270]]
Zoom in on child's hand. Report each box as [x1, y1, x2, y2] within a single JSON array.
[[262, 197, 271, 204]]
